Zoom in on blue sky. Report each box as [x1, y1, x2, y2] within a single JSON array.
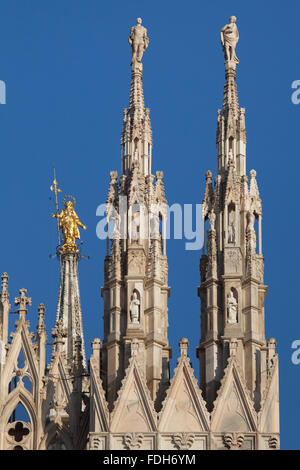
[[0, 0, 299, 449]]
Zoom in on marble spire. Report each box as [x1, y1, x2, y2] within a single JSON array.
[[217, 16, 246, 176], [121, 18, 152, 176]]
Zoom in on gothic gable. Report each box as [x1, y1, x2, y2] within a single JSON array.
[[158, 353, 210, 432], [2, 319, 39, 403], [258, 355, 279, 434], [110, 357, 157, 433], [211, 357, 257, 432], [42, 353, 72, 427], [89, 353, 109, 432]]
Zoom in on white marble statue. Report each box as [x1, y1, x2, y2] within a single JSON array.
[[128, 18, 149, 65], [130, 292, 140, 324], [227, 290, 238, 324], [221, 16, 239, 63], [208, 210, 216, 231], [247, 210, 255, 231], [228, 212, 236, 244]]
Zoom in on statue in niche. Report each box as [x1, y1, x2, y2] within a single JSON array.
[[221, 16, 239, 63], [150, 211, 160, 239], [128, 18, 149, 65], [228, 211, 236, 244], [227, 290, 238, 324], [247, 210, 255, 231], [130, 292, 140, 324], [130, 212, 140, 241], [208, 210, 216, 231]]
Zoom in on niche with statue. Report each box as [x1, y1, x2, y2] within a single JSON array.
[[129, 289, 141, 325]]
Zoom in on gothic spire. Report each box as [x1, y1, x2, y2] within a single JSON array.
[[52, 196, 87, 370], [121, 18, 152, 176], [217, 16, 246, 176]]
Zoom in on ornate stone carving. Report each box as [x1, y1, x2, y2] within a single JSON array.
[[123, 432, 144, 450], [172, 432, 195, 450], [128, 251, 145, 275], [200, 255, 208, 282], [223, 432, 244, 450], [90, 436, 102, 450], [224, 248, 241, 274], [268, 436, 279, 449], [255, 256, 264, 283], [207, 230, 217, 278]]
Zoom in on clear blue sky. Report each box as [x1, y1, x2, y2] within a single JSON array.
[[0, 0, 299, 449]]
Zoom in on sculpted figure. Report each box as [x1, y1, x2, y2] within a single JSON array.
[[208, 210, 216, 231], [247, 210, 255, 231], [227, 290, 238, 324], [130, 212, 140, 241], [221, 16, 239, 63], [128, 18, 149, 65], [130, 292, 140, 324], [228, 212, 236, 244], [52, 199, 86, 252]]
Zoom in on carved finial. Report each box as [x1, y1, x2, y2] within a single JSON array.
[[1, 272, 9, 302], [91, 338, 101, 370], [179, 337, 189, 357], [91, 338, 101, 351], [205, 170, 212, 181], [220, 16, 239, 65], [249, 170, 260, 200], [128, 17, 149, 66], [52, 318, 67, 351], [15, 288, 32, 320], [37, 303, 46, 333]]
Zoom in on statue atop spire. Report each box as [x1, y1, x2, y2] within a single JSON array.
[[128, 17, 149, 66], [52, 197, 86, 253], [221, 16, 239, 65]]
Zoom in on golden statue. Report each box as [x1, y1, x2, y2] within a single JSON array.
[[52, 197, 87, 252]]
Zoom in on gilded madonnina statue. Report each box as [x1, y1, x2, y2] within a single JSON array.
[[221, 16, 239, 63], [52, 198, 87, 252]]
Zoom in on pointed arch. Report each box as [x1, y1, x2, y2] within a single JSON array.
[[1, 387, 37, 430], [3, 322, 39, 401]]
